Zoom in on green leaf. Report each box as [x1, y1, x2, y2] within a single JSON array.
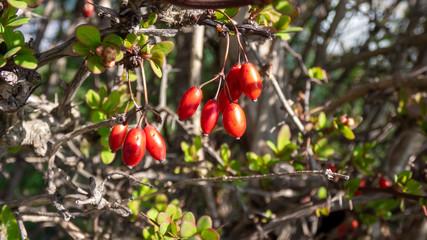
[[147, 208, 159, 222], [0, 23, 4, 33], [13, 51, 37, 69], [159, 222, 169, 236], [157, 212, 171, 225], [273, 0, 293, 14], [344, 178, 362, 199], [318, 186, 327, 199], [230, 160, 241, 171], [150, 51, 164, 67], [136, 35, 148, 47], [7, 17, 29, 27], [86, 89, 100, 109], [275, 32, 290, 40], [152, 41, 174, 55], [73, 42, 91, 56], [196, 216, 212, 233], [91, 110, 107, 122], [194, 136, 202, 150], [277, 124, 291, 151], [165, 204, 177, 218], [1, 205, 21, 240], [172, 207, 182, 221], [201, 228, 220, 240], [249, 161, 260, 171], [154, 194, 168, 212], [98, 85, 107, 101], [182, 212, 195, 223], [318, 112, 326, 129], [214, 8, 240, 21], [0, 58, 6, 68], [340, 125, 355, 140], [3, 27, 24, 49], [7, 0, 27, 8], [149, 59, 162, 78], [279, 26, 303, 33], [142, 12, 157, 28], [181, 142, 190, 155], [75, 24, 101, 47], [308, 67, 325, 80], [102, 34, 124, 47], [98, 126, 110, 137], [86, 55, 106, 74], [180, 220, 197, 238], [220, 144, 230, 163], [266, 140, 278, 155], [101, 148, 115, 164], [107, 90, 120, 112], [124, 33, 138, 48], [246, 152, 258, 162], [273, 15, 290, 31], [3, 46, 21, 59]]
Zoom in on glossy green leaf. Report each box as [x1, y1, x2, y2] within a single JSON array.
[[277, 124, 291, 151], [318, 112, 326, 129], [152, 41, 174, 55], [1, 205, 20, 240], [214, 8, 239, 21], [147, 208, 159, 222], [230, 160, 241, 171], [101, 147, 115, 164], [3, 27, 24, 49], [165, 204, 177, 218], [266, 140, 278, 155], [86, 55, 106, 74], [344, 178, 362, 199], [273, 0, 292, 14], [0, 23, 4, 33], [220, 144, 230, 163], [155, 194, 168, 212], [108, 90, 120, 111], [275, 32, 291, 40], [194, 136, 201, 150], [7, 17, 29, 27], [124, 33, 137, 48], [201, 228, 220, 240], [142, 12, 157, 28], [273, 15, 290, 31], [98, 85, 107, 101], [182, 212, 195, 223], [249, 160, 260, 171], [86, 89, 100, 109], [180, 220, 197, 238], [246, 152, 258, 162], [137, 35, 148, 47], [159, 222, 170, 235], [308, 67, 325, 80], [149, 59, 162, 78], [150, 51, 164, 67], [318, 186, 327, 199], [75, 24, 101, 47], [91, 110, 107, 123], [279, 26, 303, 33], [0, 58, 6, 68], [340, 125, 355, 140], [172, 207, 182, 221], [181, 142, 190, 155], [73, 42, 91, 56], [196, 216, 212, 233], [102, 34, 124, 47], [13, 52, 37, 69], [3, 46, 21, 59], [7, 0, 27, 8]]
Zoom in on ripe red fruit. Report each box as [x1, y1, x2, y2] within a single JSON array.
[[379, 177, 391, 188], [354, 178, 366, 196], [109, 124, 128, 152], [223, 103, 246, 139], [82, 0, 94, 18], [339, 115, 347, 124], [218, 89, 238, 113], [177, 86, 203, 120], [328, 163, 336, 173], [239, 62, 262, 101], [201, 99, 219, 135], [122, 128, 146, 168], [350, 220, 358, 233], [224, 65, 242, 100], [144, 125, 166, 162]]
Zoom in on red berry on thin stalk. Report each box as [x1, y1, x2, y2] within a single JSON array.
[[177, 86, 203, 120], [109, 123, 128, 152], [82, 0, 94, 18], [224, 65, 242, 100], [201, 99, 219, 135], [218, 89, 238, 113], [239, 62, 262, 101], [144, 125, 166, 162], [379, 177, 391, 188], [122, 128, 146, 168], [223, 103, 246, 139]]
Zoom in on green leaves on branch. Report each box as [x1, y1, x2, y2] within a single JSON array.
[[0, 206, 21, 240]]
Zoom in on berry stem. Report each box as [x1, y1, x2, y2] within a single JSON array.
[[138, 60, 149, 107], [214, 76, 222, 101], [215, 9, 248, 63], [199, 75, 220, 89], [127, 70, 140, 109]]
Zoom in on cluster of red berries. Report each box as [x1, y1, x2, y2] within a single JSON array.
[[177, 62, 262, 139], [339, 115, 355, 127], [109, 123, 166, 168]]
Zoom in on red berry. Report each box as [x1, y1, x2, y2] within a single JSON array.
[[224, 65, 242, 100], [354, 178, 366, 196], [223, 103, 246, 139], [177, 86, 203, 120], [350, 220, 358, 233], [239, 62, 262, 101], [201, 99, 219, 135], [143, 125, 166, 162], [379, 177, 391, 188], [122, 128, 146, 168], [109, 124, 128, 152], [328, 164, 336, 173], [339, 115, 347, 124], [218, 89, 238, 113], [82, 0, 94, 18]]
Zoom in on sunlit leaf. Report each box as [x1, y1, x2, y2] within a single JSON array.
[[196, 216, 212, 233], [101, 147, 115, 164], [180, 220, 197, 238], [152, 41, 174, 55], [272, 0, 293, 14], [75, 24, 101, 47]]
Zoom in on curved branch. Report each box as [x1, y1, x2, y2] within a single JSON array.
[[162, 0, 271, 9]]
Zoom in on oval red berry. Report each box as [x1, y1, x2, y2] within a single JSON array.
[[218, 89, 238, 113], [177, 86, 203, 120], [240, 62, 262, 101], [201, 99, 219, 135], [223, 103, 246, 139], [109, 124, 128, 152], [122, 128, 146, 168], [82, 1, 94, 18], [144, 125, 166, 161], [224, 65, 242, 100]]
